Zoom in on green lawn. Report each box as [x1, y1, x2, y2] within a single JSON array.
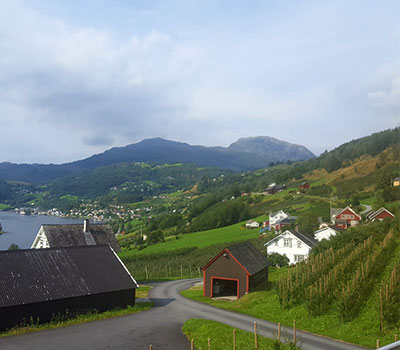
[[181, 268, 399, 349], [0, 203, 12, 210], [182, 319, 299, 350], [119, 215, 268, 258], [136, 285, 152, 298]]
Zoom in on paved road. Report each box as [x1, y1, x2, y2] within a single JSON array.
[[0, 279, 368, 350], [360, 204, 372, 215]]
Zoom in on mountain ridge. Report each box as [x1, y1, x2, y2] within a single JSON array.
[[0, 136, 315, 183]]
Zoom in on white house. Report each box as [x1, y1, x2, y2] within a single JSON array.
[[31, 220, 121, 252], [246, 220, 260, 229], [269, 210, 289, 227], [314, 226, 338, 242], [264, 230, 317, 264]]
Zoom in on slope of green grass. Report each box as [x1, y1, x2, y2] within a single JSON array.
[[0, 203, 12, 210], [182, 319, 298, 350], [119, 215, 268, 258], [182, 234, 400, 348]]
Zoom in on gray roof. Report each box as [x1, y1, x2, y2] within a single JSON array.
[[226, 242, 269, 275], [42, 223, 120, 252], [330, 208, 343, 217], [0, 245, 137, 309], [287, 230, 317, 248], [278, 216, 297, 224]]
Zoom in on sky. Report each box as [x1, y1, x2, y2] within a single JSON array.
[[0, 0, 399, 164]]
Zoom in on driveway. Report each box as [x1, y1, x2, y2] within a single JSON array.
[[0, 279, 368, 350]]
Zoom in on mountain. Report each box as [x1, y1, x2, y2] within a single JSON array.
[[228, 136, 315, 161], [0, 136, 315, 183]]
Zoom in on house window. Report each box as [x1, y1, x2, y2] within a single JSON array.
[[284, 238, 292, 247], [294, 254, 305, 262], [297, 241, 302, 248], [275, 240, 278, 246]]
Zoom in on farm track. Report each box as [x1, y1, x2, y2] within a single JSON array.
[[0, 279, 368, 350]]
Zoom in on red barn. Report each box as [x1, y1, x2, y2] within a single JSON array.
[[366, 207, 395, 222], [332, 206, 361, 229], [202, 242, 268, 299]]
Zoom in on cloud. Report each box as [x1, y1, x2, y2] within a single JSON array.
[[0, 0, 398, 163], [82, 134, 114, 147]]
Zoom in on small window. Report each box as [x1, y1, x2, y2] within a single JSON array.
[[297, 241, 302, 248], [284, 238, 292, 247], [295, 254, 305, 262], [275, 240, 278, 246]]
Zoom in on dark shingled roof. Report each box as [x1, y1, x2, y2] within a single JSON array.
[[42, 223, 121, 252], [226, 242, 269, 275], [0, 245, 137, 309], [288, 230, 317, 248]]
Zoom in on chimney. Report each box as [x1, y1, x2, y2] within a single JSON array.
[[83, 219, 90, 233], [295, 225, 299, 232]]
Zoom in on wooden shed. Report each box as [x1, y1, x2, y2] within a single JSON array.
[[202, 242, 268, 299], [0, 245, 138, 330]]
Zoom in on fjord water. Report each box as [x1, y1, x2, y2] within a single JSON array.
[[0, 211, 83, 250]]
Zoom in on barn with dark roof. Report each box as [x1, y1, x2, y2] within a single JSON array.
[[31, 219, 121, 252], [0, 245, 138, 330], [202, 242, 268, 299]]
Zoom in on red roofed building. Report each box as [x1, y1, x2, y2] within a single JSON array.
[[366, 207, 395, 222], [331, 206, 361, 229]]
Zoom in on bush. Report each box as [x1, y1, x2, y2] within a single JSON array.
[[267, 252, 289, 267]]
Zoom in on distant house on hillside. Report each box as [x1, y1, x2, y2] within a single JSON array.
[[299, 182, 310, 190], [0, 245, 138, 330], [314, 226, 339, 242], [265, 229, 317, 265], [269, 210, 297, 232], [366, 207, 395, 222], [202, 242, 268, 299], [393, 177, 400, 187], [246, 220, 260, 229], [31, 219, 120, 252], [269, 210, 289, 226], [331, 206, 361, 229]]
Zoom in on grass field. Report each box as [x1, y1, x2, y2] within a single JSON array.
[[182, 319, 299, 350], [181, 248, 400, 349], [0, 203, 12, 210], [119, 215, 268, 258]]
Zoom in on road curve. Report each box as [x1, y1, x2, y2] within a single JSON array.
[[0, 278, 368, 350]]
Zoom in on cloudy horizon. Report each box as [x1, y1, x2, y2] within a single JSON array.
[[1, 0, 399, 164]]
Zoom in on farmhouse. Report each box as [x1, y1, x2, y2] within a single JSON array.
[[269, 210, 289, 227], [265, 229, 317, 264], [366, 207, 395, 222], [331, 206, 361, 229], [299, 182, 310, 190], [246, 220, 260, 229], [0, 245, 138, 330], [314, 226, 339, 242], [202, 242, 268, 299], [31, 219, 120, 252]]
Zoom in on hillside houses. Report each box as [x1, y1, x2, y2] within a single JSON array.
[[269, 210, 297, 231], [265, 229, 317, 264], [314, 226, 339, 242], [331, 206, 361, 229], [366, 207, 395, 221], [246, 220, 260, 229]]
